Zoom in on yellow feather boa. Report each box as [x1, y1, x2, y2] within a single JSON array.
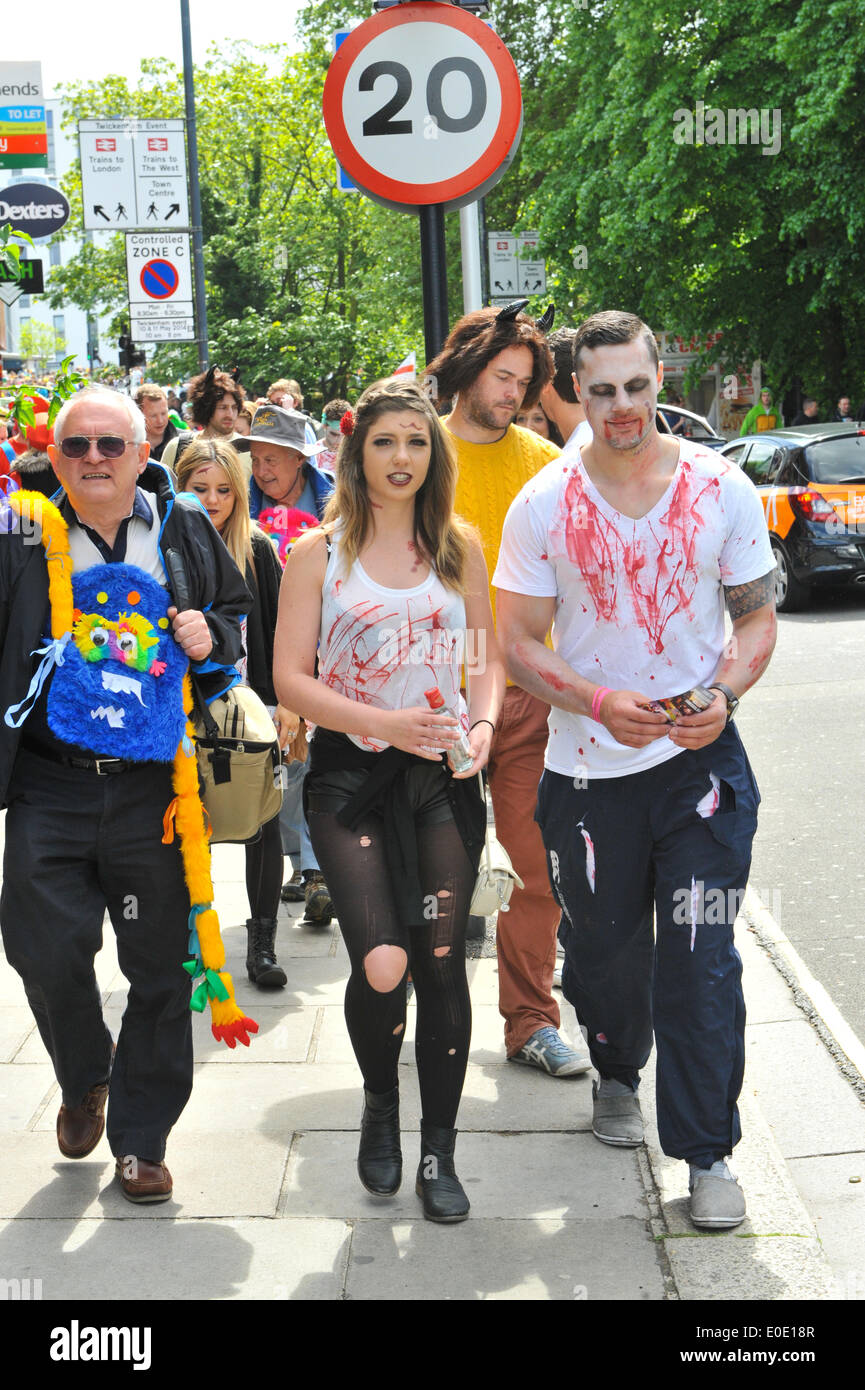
[[9, 489, 257, 1049]]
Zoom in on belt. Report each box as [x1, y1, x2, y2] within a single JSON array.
[[21, 737, 139, 776]]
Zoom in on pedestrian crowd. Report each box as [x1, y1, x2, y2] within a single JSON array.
[[0, 304, 777, 1232]]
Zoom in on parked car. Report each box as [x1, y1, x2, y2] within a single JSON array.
[[657, 404, 727, 450], [719, 424, 865, 611]]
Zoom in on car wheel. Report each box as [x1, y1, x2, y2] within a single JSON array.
[[770, 538, 810, 613]]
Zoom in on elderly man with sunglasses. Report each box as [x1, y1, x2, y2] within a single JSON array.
[[0, 387, 250, 1204]]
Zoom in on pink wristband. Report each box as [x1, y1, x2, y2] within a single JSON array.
[[591, 686, 612, 723]]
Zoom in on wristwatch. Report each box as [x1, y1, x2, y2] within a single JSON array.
[[708, 683, 739, 721]]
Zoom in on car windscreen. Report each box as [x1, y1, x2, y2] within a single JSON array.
[[804, 435, 865, 483]]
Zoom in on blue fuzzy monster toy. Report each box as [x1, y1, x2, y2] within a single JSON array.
[[47, 563, 188, 762]]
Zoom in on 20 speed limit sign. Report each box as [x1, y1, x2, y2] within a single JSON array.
[[322, 2, 523, 212]]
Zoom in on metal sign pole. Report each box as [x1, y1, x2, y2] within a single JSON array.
[[459, 200, 482, 314], [180, 0, 208, 370], [419, 204, 449, 365]]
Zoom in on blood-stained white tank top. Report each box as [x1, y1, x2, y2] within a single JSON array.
[[318, 533, 469, 752]]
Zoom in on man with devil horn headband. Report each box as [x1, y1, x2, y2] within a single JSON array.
[[423, 303, 593, 1080]]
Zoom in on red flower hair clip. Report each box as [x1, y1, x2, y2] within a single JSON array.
[[340, 409, 355, 436]]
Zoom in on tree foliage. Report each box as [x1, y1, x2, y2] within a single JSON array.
[[487, 0, 865, 402], [47, 3, 865, 407]]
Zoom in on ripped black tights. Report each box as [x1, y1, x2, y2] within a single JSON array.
[[307, 809, 476, 1129]]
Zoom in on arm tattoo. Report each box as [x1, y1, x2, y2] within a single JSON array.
[[724, 571, 775, 620]]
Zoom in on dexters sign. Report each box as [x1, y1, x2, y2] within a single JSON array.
[[323, 2, 522, 212]]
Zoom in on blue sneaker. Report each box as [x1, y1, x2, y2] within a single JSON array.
[[510, 1026, 592, 1077]]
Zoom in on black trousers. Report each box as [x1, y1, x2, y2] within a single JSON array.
[[1, 749, 193, 1160]]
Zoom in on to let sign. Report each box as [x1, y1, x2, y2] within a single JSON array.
[[322, 1, 522, 213]]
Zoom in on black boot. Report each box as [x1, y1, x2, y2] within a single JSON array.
[[415, 1122, 470, 1223], [245, 918, 287, 989], [357, 1087, 402, 1195]]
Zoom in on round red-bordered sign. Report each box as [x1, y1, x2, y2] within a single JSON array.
[[323, 2, 522, 213]]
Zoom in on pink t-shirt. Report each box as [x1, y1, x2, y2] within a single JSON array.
[[493, 439, 774, 779], [318, 535, 469, 752]]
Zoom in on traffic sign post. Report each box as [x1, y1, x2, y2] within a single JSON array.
[[79, 120, 189, 231], [487, 231, 517, 298], [125, 232, 194, 342], [323, 1, 523, 358], [517, 229, 546, 296]]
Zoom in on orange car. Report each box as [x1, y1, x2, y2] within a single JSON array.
[[720, 423, 865, 611]]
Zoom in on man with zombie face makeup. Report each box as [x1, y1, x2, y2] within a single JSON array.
[[494, 311, 777, 1229], [0, 387, 249, 1204]]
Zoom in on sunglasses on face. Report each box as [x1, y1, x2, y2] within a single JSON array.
[[59, 435, 135, 459]]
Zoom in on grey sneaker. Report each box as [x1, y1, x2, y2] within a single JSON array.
[[689, 1160, 746, 1229], [510, 1026, 593, 1077], [591, 1078, 644, 1146]]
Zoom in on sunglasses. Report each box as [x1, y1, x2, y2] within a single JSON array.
[[59, 435, 135, 460]]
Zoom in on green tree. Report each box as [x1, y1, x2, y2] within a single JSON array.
[[18, 320, 66, 370], [486, 0, 865, 402]]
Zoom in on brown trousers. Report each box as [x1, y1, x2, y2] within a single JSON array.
[[487, 686, 561, 1056]]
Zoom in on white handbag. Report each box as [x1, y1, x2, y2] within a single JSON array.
[[470, 773, 525, 916]]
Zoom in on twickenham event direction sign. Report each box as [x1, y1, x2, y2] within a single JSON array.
[[322, 2, 523, 213]]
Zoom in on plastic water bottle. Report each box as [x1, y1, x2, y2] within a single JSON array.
[[424, 686, 474, 774]]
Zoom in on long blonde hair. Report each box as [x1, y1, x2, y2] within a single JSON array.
[[176, 437, 254, 576], [324, 379, 473, 593]]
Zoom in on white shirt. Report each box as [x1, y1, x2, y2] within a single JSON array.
[[493, 439, 774, 779], [319, 535, 469, 753]]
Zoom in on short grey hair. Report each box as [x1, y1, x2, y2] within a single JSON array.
[[53, 387, 147, 445]]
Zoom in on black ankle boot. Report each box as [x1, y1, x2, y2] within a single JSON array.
[[245, 918, 287, 988], [357, 1087, 402, 1195], [415, 1122, 470, 1223]]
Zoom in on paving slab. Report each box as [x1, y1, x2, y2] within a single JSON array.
[[345, 1216, 666, 1301], [0, 1064, 57, 1132], [786, 1154, 865, 1299], [0, 1006, 35, 1063], [744, 1019, 865, 1158], [643, 1049, 836, 1300], [738, 922, 803, 1024], [0, 1216, 350, 1301], [282, 1131, 645, 1221], [0, 1131, 291, 1219], [662, 1235, 834, 1302]]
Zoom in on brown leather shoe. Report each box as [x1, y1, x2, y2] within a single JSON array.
[[115, 1155, 173, 1203], [57, 1082, 109, 1159]]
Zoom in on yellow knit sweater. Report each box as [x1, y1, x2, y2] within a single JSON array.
[[449, 422, 560, 613]]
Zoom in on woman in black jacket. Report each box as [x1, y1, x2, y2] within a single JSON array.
[[177, 437, 297, 988]]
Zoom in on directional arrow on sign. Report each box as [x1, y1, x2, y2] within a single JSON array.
[[164, 203, 180, 220], [93, 204, 110, 222]]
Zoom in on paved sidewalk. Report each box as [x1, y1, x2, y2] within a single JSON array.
[[0, 835, 862, 1302]]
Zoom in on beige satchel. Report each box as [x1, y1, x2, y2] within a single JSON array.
[[469, 773, 525, 916], [193, 684, 283, 843]]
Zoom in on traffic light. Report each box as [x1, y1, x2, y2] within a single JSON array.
[[118, 334, 146, 369]]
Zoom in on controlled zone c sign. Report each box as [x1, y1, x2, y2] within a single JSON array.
[[322, 1, 522, 212], [125, 232, 194, 342]]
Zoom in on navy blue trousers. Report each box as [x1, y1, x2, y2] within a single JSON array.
[[535, 724, 758, 1166]]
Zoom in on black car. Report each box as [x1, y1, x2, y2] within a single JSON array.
[[719, 424, 865, 611]]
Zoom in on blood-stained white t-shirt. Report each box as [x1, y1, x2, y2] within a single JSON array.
[[493, 439, 774, 779], [318, 534, 469, 752]]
